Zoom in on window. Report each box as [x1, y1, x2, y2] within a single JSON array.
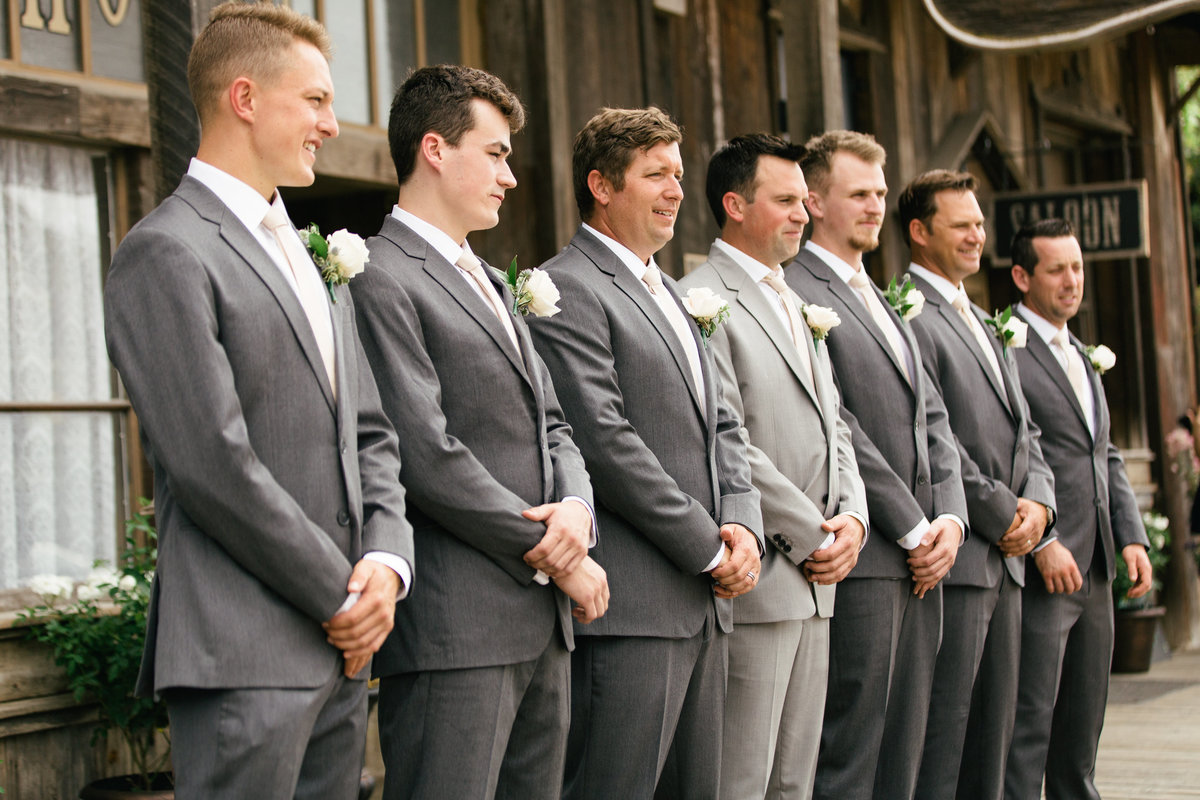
[[0, 138, 126, 592], [5, 0, 145, 83]]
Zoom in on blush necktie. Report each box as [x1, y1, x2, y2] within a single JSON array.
[[456, 250, 520, 351], [262, 206, 337, 398], [952, 292, 1004, 386], [848, 269, 910, 384], [642, 265, 706, 419], [1052, 327, 1089, 413], [761, 268, 816, 388]]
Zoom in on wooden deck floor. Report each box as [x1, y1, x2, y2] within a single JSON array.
[[1096, 648, 1200, 799]]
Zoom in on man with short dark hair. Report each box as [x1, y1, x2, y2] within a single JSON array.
[[1004, 219, 1152, 800], [784, 130, 968, 800], [527, 107, 764, 800], [103, 3, 413, 797], [680, 133, 868, 799], [351, 64, 608, 800], [898, 170, 1055, 800]]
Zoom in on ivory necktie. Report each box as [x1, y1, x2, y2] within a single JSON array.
[[848, 269, 910, 383], [642, 265, 706, 418], [761, 268, 816, 388], [1052, 327, 1089, 412], [952, 292, 1004, 386], [262, 207, 337, 398], [456, 251, 520, 351]]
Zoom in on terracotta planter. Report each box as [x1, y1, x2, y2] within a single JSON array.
[[1111, 605, 1165, 674], [79, 773, 173, 799]]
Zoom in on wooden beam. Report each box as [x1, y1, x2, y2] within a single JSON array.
[[781, 0, 843, 139]]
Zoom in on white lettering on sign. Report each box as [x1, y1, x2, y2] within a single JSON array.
[[98, 0, 130, 26], [21, 0, 72, 34]]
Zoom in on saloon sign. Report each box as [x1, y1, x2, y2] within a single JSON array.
[[991, 181, 1149, 262]]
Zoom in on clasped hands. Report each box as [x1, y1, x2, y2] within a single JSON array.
[[522, 501, 610, 625], [998, 497, 1050, 558], [712, 523, 761, 599]]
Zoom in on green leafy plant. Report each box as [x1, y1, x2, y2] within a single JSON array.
[[18, 507, 169, 790], [1114, 511, 1171, 611]]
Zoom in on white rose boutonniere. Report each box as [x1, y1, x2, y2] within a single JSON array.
[[984, 305, 1028, 352], [801, 304, 840, 343], [505, 257, 561, 317], [1086, 344, 1116, 374], [302, 224, 369, 303], [681, 287, 731, 345], [884, 277, 925, 321]]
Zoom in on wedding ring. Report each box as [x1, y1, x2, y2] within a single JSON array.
[[747, 570, 756, 581]]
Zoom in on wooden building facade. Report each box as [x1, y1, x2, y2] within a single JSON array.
[[2, 0, 1199, 792]]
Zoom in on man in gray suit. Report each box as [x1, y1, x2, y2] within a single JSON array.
[[679, 133, 868, 800], [526, 107, 764, 800], [350, 65, 608, 800], [783, 131, 968, 800], [1003, 219, 1152, 800], [898, 171, 1056, 800], [102, 4, 413, 798]]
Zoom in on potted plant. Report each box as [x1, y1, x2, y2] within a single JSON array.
[[18, 507, 171, 797], [1111, 510, 1171, 673]]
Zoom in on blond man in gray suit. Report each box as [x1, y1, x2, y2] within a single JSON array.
[[103, 4, 413, 797], [679, 133, 868, 800]]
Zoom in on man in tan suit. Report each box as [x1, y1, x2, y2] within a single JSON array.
[[679, 133, 867, 799]]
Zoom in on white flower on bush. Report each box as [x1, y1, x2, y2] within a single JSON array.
[[801, 304, 840, 342], [682, 287, 731, 343], [76, 583, 102, 602], [28, 574, 74, 603], [1087, 344, 1116, 374], [118, 574, 138, 592]]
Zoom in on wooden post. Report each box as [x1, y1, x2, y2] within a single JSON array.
[[780, 0, 843, 140]]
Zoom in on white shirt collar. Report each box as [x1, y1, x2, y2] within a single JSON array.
[[803, 240, 861, 285], [188, 158, 278, 232], [713, 238, 776, 283], [582, 222, 659, 283], [1016, 301, 1066, 346], [391, 206, 477, 267], [907, 263, 961, 304]]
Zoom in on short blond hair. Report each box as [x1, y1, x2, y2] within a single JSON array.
[[187, 1, 331, 124], [573, 107, 682, 219], [799, 130, 886, 194]]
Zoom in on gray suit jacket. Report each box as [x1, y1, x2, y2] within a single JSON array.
[[1011, 310, 1148, 579], [906, 274, 1055, 588], [527, 226, 763, 638], [104, 176, 414, 694], [785, 248, 968, 578], [679, 244, 867, 622], [352, 216, 593, 675]]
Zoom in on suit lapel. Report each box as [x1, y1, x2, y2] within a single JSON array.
[[574, 231, 707, 423], [802, 252, 911, 388], [709, 248, 821, 408], [180, 178, 337, 416], [914, 277, 1012, 416], [1015, 308, 1092, 434], [379, 217, 531, 385]]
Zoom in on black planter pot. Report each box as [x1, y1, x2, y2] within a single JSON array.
[[1112, 605, 1166, 674], [79, 773, 174, 799]]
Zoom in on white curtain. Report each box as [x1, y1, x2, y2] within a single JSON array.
[[0, 138, 117, 590]]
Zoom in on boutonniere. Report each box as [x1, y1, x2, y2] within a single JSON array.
[[984, 305, 1028, 352], [302, 224, 369, 303], [884, 277, 925, 321], [1086, 344, 1116, 374], [681, 287, 731, 345], [801, 304, 840, 344], [504, 257, 561, 317]]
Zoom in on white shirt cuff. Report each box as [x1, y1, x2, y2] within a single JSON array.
[[562, 495, 598, 547], [703, 543, 725, 573], [814, 532, 836, 551], [363, 550, 412, 600], [936, 514, 966, 544], [897, 518, 930, 551]]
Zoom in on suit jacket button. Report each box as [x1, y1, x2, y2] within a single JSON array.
[[917, 475, 928, 485], [773, 533, 783, 543], [340, 441, 348, 455], [337, 510, 351, 526], [783, 544, 792, 553]]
